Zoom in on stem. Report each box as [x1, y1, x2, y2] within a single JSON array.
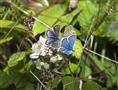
[[84, 48, 118, 64], [29, 70, 48, 90], [10, 2, 51, 29], [4, 20, 19, 39]]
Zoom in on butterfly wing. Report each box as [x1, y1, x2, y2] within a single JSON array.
[[59, 37, 73, 55], [68, 35, 76, 49], [46, 25, 60, 48], [53, 24, 60, 34], [59, 47, 73, 55], [64, 25, 74, 37], [45, 29, 59, 45], [59, 35, 76, 55]]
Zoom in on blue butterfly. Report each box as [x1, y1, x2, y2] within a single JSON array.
[[45, 25, 60, 49], [58, 25, 76, 55], [58, 35, 76, 55]]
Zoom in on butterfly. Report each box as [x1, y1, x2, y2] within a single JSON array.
[[58, 25, 76, 55], [45, 24, 60, 49], [64, 25, 74, 37]]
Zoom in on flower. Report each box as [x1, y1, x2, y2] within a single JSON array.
[[30, 36, 53, 59]]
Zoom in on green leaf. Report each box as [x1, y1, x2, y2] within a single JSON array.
[[84, 66, 92, 77], [32, 4, 66, 36], [57, 9, 80, 27], [80, 64, 92, 78], [0, 20, 26, 32], [16, 82, 34, 90], [0, 71, 14, 88], [77, 1, 98, 29], [61, 63, 80, 75], [0, 37, 12, 44], [83, 81, 102, 90], [62, 76, 80, 90], [47, 76, 61, 89], [8, 52, 26, 67], [73, 40, 83, 58]]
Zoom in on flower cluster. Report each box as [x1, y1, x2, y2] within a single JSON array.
[[30, 36, 63, 70], [30, 36, 53, 59], [30, 25, 76, 71]]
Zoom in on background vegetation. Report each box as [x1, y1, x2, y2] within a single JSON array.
[[0, 0, 118, 90]]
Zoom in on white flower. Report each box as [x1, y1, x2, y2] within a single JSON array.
[[38, 36, 47, 45], [40, 62, 45, 66], [30, 53, 40, 59], [30, 36, 53, 59], [50, 56, 57, 63], [57, 54, 63, 61]]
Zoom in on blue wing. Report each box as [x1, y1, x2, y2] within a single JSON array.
[[46, 30, 58, 44], [45, 30, 59, 48], [59, 47, 72, 55], [60, 38, 69, 49], [68, 35, 76, 49], [59, 35, 76, 55], [59, 37, 73, 55]]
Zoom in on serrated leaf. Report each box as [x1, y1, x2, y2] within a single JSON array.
[[73, 40, 83, 58], [61, 63, 80, 75], [62, 76, 80, 90], [8, 52, 26, 67], [32, 4, 66, 36], [83, 81, 102, 90]]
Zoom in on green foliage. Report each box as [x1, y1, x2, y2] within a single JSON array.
[[32, 4, 66, 36], [73, 39, 83, 58], [0, 20, 26, 31], [61, 63, 80, 75], [8, 52, 26, 67], [62, 76, 80, 90], [83, 81, 102, 90], [77, 0, 98, 29], [0, 0, 118, 90], [0, 37, 12, 44], [47, 76, 61, 89]]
